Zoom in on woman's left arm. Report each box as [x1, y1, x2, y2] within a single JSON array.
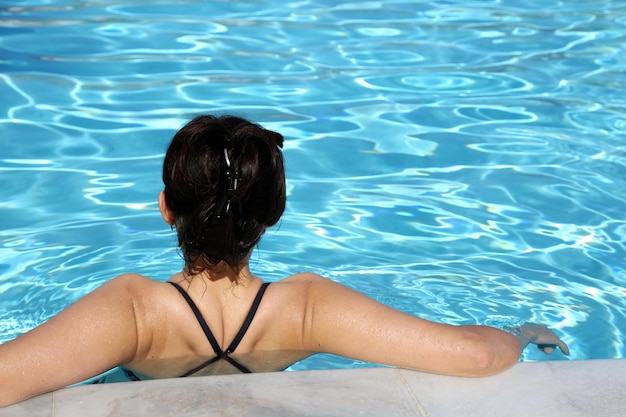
[[0, 274, 147, 407]]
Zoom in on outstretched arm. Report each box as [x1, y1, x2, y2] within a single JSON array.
[[299, 274, 568, 377], [0, 274, 144, 406]]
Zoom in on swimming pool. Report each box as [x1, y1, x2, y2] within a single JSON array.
[[0, 0, 624, 375]]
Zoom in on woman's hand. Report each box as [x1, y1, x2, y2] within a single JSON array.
[[519, 322, 570, 355]]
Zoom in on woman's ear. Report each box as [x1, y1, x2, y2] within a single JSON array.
[[158, 191, 175, 225]]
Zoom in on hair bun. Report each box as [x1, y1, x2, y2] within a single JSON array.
[[162, 114, 286, 275]]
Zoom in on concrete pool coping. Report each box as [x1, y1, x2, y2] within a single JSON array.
[[2, 359, 624, 416]]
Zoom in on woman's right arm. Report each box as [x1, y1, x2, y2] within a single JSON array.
[[297, 274, 568, 377], [0, 274, 148, 407]]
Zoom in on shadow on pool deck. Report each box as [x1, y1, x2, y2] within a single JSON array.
[[2, 359, 624, 416]]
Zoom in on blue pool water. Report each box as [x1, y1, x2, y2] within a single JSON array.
[[0, 0, 625, 374]]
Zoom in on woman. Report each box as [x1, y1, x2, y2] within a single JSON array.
[[0, 115, 569, 407]]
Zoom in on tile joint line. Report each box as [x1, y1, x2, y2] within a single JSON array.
[[397, 369, 429, 417]]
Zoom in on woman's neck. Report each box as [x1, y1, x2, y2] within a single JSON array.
[[179, 261, 258, 290]]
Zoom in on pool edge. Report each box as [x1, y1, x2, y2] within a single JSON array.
[[2, 359, 625, 416]]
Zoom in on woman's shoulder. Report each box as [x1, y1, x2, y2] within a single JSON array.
[[279, 272, 330, 284], [270, 273, 354, 305], [98, 274, 178, 309], [98, 273, 154, 294], [275, 272, 337, 292], [106, 273, 173, 290]]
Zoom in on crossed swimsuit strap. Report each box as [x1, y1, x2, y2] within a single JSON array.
[[169, 281, 270, 376]]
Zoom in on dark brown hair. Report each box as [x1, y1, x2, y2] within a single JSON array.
[[162, 115, 286, 274]]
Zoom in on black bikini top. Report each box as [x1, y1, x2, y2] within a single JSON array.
[[169, 280, 270, 375]]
